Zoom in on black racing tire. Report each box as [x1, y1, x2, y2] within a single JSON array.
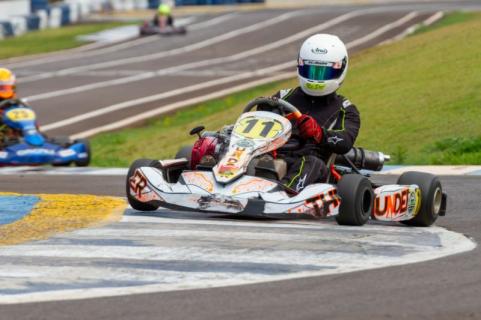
[[397, 171, 442, 227], [74, 139, 91, 167], [336, 174, 374, 226], [126, 158, 159, 211], [175, 145, 193, 167]]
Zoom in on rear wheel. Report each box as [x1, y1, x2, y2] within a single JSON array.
[[51, 136, 73, 166], [175, 145, 193, 168], [74, 139, 91, 167], [398, 171, 442, 227], [126, 158, 159, 211], [336, 174, 374, 226]]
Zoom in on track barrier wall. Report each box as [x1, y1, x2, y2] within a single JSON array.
[[0, 0, 264, 39]]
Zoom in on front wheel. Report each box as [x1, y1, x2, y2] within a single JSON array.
[[336, 174, 374, 226], [398, 171, 444, 227], [126, 158, 159, 211], [74, 139, 91, 167]]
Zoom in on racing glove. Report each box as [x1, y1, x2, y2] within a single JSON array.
[[297, 114, 323, 144]]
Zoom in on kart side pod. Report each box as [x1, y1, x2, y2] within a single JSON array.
[[371, 171, 447, 227], [371, 185, 421, 222]]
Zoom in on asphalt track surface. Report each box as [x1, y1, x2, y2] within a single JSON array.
[[4, 1, 478, 138], [0, 174, 479, 319], [1, 1, 481, 319]]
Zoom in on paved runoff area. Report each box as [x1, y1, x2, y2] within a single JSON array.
[[0, 207, 475, 304]]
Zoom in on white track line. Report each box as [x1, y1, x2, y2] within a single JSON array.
[[41, 66, 293, 132], [61, 12, 419, 138], [68, 70, 297, 139], [380, 11, 443, 45], [31, 11, 361, 104], [423, 10, 444, 26], [3, 13, 238, 69], [347, 11, 417, 48], [18, 11, 304, 83]]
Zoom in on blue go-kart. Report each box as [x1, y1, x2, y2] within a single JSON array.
[[0, 99, 91, 167]]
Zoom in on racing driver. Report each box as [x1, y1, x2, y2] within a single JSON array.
[[153, 3, 174, 29], [261, 34, 360, 192], [0, 67, 21, 143], [0, 67, 17, 105]]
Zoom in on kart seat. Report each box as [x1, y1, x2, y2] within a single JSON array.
[[248, 155, 287, 181]]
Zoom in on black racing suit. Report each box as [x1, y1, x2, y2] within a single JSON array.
[[260, 87, 361, 191], [153, 14, 174, 27]]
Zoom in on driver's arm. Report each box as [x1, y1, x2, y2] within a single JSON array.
[[321, 102, 360, 154]]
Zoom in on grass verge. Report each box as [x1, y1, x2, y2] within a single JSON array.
[[0, 22, 135, 59], [90, 12, 481, 166], [412, 11, 477, 35]]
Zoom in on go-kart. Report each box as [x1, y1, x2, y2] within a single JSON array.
[[139, 21, 187, 36], [0, 99, 91, 166], [126, 97, 446, 226]]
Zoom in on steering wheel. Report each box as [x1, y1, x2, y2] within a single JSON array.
[[242, 97, 302, 121], [0, 99, 28, 109]]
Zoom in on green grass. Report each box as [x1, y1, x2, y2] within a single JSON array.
[[425, 137, 481, 165], [0, 22, 135, 59], [412, 11, 477, 35], [90, 12, 481, 166], [91, 81, 297, 167]]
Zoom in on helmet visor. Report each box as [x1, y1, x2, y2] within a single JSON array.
[[298, 59, 346, 81]]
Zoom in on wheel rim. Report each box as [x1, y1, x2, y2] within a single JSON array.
[[433, 187, 442, 215]]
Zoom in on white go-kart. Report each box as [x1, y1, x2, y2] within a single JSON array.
[[126, 97, 446, 226]]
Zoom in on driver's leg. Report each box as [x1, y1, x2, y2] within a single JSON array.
[[282, 155, 327, 192]]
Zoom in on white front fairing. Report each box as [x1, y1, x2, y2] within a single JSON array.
[[213, 111, 292, 184], [130, 167, 341, 218]]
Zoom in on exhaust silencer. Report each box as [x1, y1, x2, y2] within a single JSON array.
[[335, 148, 390, 172]]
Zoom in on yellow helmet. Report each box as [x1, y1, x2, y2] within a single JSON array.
[[158, 4, 171, 16], [0, 68, 16, 100]]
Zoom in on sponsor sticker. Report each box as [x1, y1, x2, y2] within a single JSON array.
[[16, 149, 55, 156], [311, 48, 328, 54], [305, 82, 326, 91], [5, 108, 35, 122], [183, 172, 214, 193], [58, 149, 75, 157]]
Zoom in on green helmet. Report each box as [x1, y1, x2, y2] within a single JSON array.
[[158, 4, 171, 16]]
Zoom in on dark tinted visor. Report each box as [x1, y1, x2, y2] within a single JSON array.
[[298, 59, 346, 81]]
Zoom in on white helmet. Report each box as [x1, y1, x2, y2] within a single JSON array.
[[297, 34, 348, 96]]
